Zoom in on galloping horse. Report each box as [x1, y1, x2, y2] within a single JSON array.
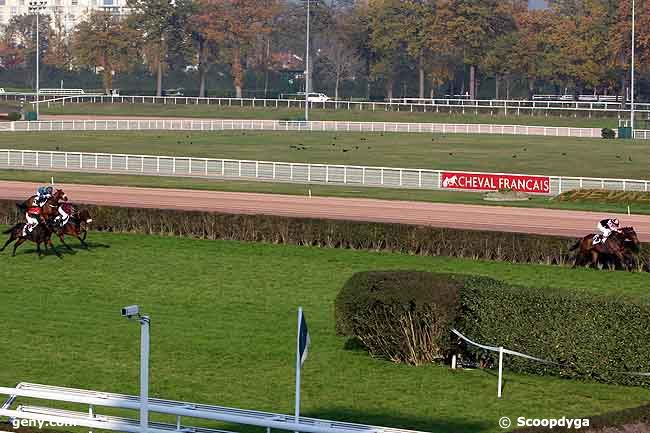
[[1, 222, 60, 257], [53, 207, 93, 250], [18, 189, 68, 223], [570, 227, 640, 270]]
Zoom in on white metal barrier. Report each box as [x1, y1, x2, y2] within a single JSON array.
[[0, 119, 606, 139], [1, 93, 646, 115], [1, 149, 649, 196], [0, 383, 426, 433]]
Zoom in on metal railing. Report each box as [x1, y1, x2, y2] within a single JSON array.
[[1, 383, 423, 433], [0, 119, 606, 138], [1, 92, 648, 115], [1, 148, 649, 196]]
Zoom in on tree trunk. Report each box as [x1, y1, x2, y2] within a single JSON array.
[[103, 69, 112, 94], [264, 38, 270, 98], [385, 77, 394, 100], [232, 46, 243, 98], [495, 74, 500, 100], [418, 54, 425, 99], [469, 64, 476, 99], [156, 60, 163, 97], [528, 78, 534, 100], [198, 40, 207, 98], [506, 77, 511, 100], [335, 67, 341, 101]]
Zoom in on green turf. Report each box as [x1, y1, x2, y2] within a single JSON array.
[[1, 131, 648, 179], [40, 103, 622, 128], [3, 169, 650, 217], [2, 232, 650, 433]]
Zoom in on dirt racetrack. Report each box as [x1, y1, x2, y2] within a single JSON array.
[[2, 180, 650, 241]]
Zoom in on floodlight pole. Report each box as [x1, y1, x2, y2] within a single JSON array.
[[630, 0, 635, 134], [28, 1, 46, 120], [304, 0, 311, 122]]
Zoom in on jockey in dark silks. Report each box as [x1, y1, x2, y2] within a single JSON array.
[[24, 186, 53, 235], [36, 186, 53, 206], [54, 202, 72, 227]]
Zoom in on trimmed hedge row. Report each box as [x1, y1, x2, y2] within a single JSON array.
[[337, 271, 650, 386], [335, 271, 462, 365], [458, 279, 650, 386], [3, 199, 646, 267]]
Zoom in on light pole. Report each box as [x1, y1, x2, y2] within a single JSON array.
[[304, 0, 311, 122], [28, 1, 46, 120], [121, 305, 150, 433], [631, 0, 636, 133]]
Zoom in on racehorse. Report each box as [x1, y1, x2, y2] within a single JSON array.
[[53, 207, 93, 250], [18, 189, 68, 223], [0, 221, 60, 257], [570, 227, 640, 270]]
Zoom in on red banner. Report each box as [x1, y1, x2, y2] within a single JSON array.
[[441, 171, 550, 194]]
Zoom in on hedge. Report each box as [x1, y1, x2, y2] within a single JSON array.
[[335, 271, 464, 365], [458, 278, 650, 386], [1, 199, 648, 269]]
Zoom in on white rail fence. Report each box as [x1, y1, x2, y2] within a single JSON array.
[[1, 149, 649, 196], [0, 383, 424, 433], [0, 119, 606, 138], [3, 93, 649, 115]]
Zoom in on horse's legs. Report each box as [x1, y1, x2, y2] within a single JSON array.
[[11, 238, 26, 257], [47, 238, 61, 257], [0, 231, 17, 252], [77, 235, 89, 248], [58, 233, 74, 251], [590, 251, 599, 268]]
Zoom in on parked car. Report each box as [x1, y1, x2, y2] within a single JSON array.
[[295, 92, 330, 102], [163, 88, 184, 97]]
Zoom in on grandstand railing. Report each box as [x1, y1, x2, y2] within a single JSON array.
[[1, 148, 648, 196], [0, 119, 606, 138], [0, 93, 648, 114]]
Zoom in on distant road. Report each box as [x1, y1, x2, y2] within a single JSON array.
[[2, 180, 649, 241]]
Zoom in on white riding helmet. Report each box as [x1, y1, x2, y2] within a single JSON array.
[[611, 218, 620, 227]]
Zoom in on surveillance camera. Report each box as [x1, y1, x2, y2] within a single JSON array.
[[121, 305, 140, 318]]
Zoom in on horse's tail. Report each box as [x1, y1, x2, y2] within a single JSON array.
[[569, 240, 581, 251], [3, 223, 22, 234], [15, 202, 26, 211]]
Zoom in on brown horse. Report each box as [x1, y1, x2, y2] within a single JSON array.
[[1, 222, 61, 257], [18, 189, 68, 223], [53, 207, 93, 250], [570, 227, 640, 270]]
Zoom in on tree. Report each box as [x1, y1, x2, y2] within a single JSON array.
[[43, 9, 72, 70], [367, 0, 412, 99], [446, 0, 515, 99], [4, 14, 51, 86], [72, 11, 138, 92], [194, 0, 280, 98], [318, 5, 360, 100], [127, 0, 194, 96]]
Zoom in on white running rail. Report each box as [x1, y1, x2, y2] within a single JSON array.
[[1, 149, 649, 196], [0, 119, 606, 138]]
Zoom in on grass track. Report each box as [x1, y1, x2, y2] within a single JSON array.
[[2, 231, 650, 433], [1, 131, 648, 179], [40, 103, 621, 129]]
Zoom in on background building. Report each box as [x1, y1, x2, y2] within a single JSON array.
[[0, 0, 128, 30]]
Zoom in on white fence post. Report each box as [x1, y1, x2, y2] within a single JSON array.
[[498, 347, 504, 399]]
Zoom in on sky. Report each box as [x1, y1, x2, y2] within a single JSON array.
[[529, 0, 549, 9]]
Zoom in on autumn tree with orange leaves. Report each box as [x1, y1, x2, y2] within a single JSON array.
[[193, 0, 281, 98]]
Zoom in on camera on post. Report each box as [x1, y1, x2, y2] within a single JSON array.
[[121, 305, 140, 318]]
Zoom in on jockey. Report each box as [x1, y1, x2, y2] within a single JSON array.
[[54, 202, 72, 227], [36, 186, 53, 206], [23, 205, 42, 236], [596, 218, 621, 244]]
